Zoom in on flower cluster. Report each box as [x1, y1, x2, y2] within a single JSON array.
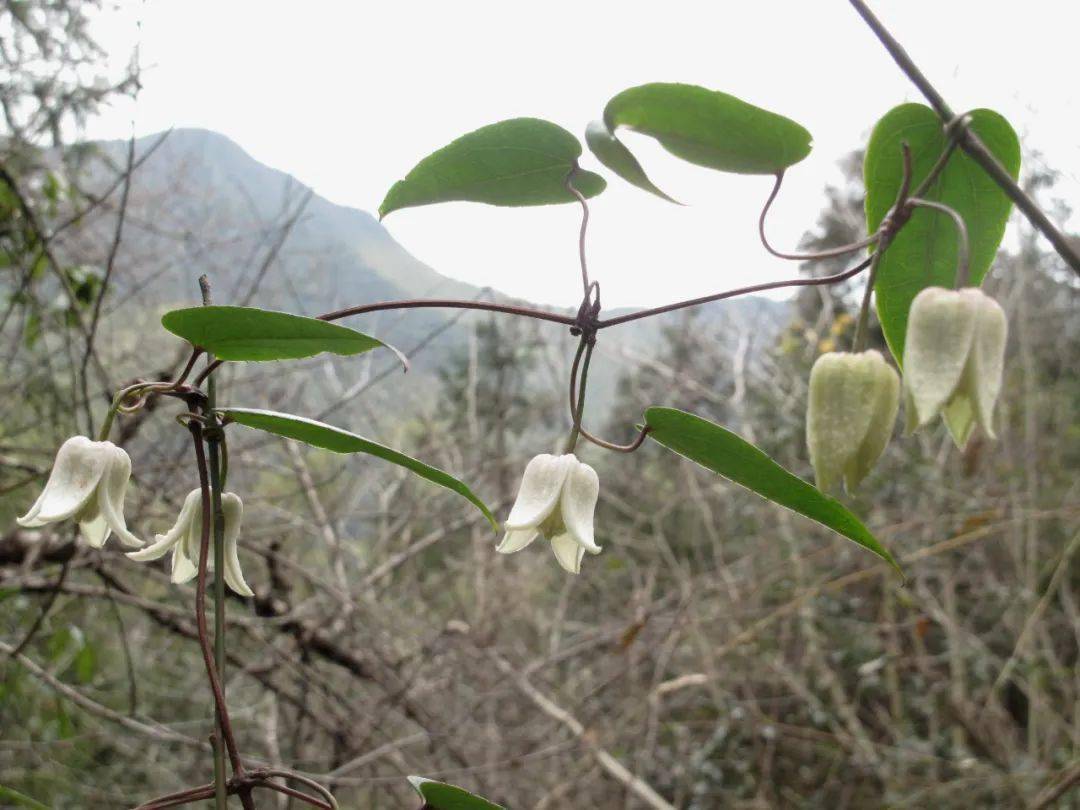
[[805, 286, 1007, 492], [17, 437, 254, 595]]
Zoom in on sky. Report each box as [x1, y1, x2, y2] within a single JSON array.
[[86, 1, 1080, 310]]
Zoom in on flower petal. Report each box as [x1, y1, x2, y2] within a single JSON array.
[[559, 459, 600, 553], [171, 543, 198, 584], [496, 528, 538, 554], [902, 287, 978, 428], [78, 503, 111, 549], [550, 534, 585, 574], [16, 436, 108, 528], [173, 504, 203, 584], [96, 445, 143, 548], [843, 353, 900, 492], [942, 395, 976, 449], [220, 493, 253, 597], [128, 490, 201, 562], [504, 454, 572, 530], [965, 289, 1007, 438]]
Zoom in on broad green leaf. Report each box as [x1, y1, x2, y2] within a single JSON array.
[[407, 776, 505, 810], [644, 407, 900, 573], [379, 118, 605, 217], [0, 786, 51, 810], [585, 120, 679, 203], [162, 306, 405, 367], [603, 83, 812, 175], [864, 103, 1020, 363], [219, 408, 496, 529]]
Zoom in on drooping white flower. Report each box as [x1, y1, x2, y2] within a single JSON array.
[[497, 453, 601, 574], [17, 436, 143, 548], [902, 287, 1008, 448], [807, 350, 900, 492], [127, 489, 253, 597]]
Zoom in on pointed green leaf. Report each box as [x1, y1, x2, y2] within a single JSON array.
[[585, 120, 679, 203], [218, 408, 496, 529], [379, 118, 605, 217], [162, 306, 406, 366], [603, 83, 812, 175], [864, 103, 1019, 363], [0, 786, 51, 810], [407, 776, 505, 810], [644, 407, 900, 573]]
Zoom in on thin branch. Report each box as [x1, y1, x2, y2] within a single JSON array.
[[0, 640, 206, 751], [849, 0, 1080, 277], [7, 553, 71, 659], [79, 133, 136, 418], [489, 649, 676, 810]]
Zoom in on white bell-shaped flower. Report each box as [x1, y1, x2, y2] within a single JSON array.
[[497, 453, 601, 574], [17, 436, 143, 548], [127, 489, 253, 597], [902, 287, 1007, 448], [807, 350, 900, 492]]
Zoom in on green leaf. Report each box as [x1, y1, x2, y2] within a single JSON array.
[[585, 120, 679, 203], [864, 104, 1020, 363], [380, 118, 605, 217], [602, 83, 812, 175], [644, 407, 900, 574], [0, 785, 51, 810], [219, 408, 496, 530], [162, 306, 406, 366], [407, 776, 505, 810]]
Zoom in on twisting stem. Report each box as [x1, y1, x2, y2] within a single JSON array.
[[848, 0, 1080, 277], [908, 197, 971, 287], [207, 426, 233, 807], [255, 770, 338, 810], [563, 338, 588, 453], [564, 172, 591, 295], [853, 142, 914, 352], [189, 422, 248, 808], [759, 172, 880, 260], [852, 247, 886, 353], [197, 272, 234, 809], [566, 337, 652, 453]]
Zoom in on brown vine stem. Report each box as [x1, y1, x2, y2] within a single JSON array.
[[596, 255, 873, 329], [759, 171, 880, 261], [567, 336, 651, 453], [908, 197, 971, 287], [849, 0, 1080, 277], [565, 170, 592, 295], [188, 421, 254, 810]]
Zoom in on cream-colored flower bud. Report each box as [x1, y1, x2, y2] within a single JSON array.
[[902, 287, 1007, 448], [497, 453, 601, 574], [17, 436, 143, 548], [807, 350, 900, 492]]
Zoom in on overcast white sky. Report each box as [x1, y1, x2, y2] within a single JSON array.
[[87, 1, 1080, 309]]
